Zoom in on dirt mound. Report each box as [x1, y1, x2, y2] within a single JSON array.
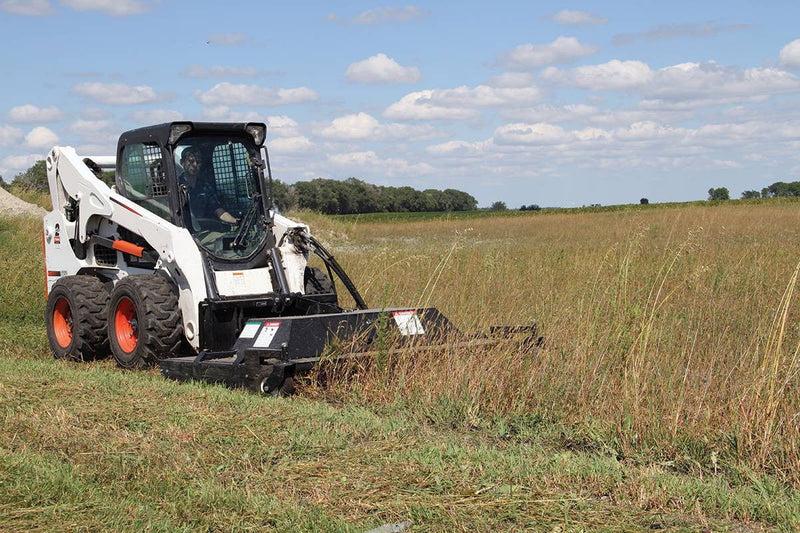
[[0, 187, 47, 218]]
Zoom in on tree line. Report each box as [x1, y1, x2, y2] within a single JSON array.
[[741, 181, 800, 199], [271, 177, 477, 214]]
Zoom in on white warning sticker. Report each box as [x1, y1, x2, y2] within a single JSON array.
[[392, 310, 425, 336], [239, 320, 262, 339], [253, 321, 281, 348]]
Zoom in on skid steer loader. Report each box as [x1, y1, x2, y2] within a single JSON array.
[[42, 121, 540, 394]]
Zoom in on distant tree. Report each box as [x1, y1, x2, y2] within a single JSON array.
[[490, 201, 507, 211], [270, 179, 296, 212], [741, 190, 761, 199], [519, 204, 541, 211], [12, 160, 48, 191], [708, 187, 730, 201], [640, 198, 649, 205], [761, 181, 800, 198], [0, 176, 7, 190]]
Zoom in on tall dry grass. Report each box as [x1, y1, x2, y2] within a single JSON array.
[[303, 203, 800, 483]]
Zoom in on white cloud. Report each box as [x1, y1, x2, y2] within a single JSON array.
[[1, 0, 53, 15], [384, 85, 542, 120], [184, 65, 261, 78], [613, 121, 687, 141], [549, 10, 608, 26], [2, 154, 43, 170], [73, 82, 162, 104], [25, 126, 59, 148], [266, 116, 300, 137], [201, 106, 264, 122], [328, 150, 435, 177], [318, 112, 438, 141], [493, 123, 570, 145], [130, 109, 184, 123], [196, 83, 319, 106], [0, 125, 23, 146], [68, 119, 117, 144], [499, 37, 598, 69], [207, 34, 245, 45], [426, 140, 489, 156], [60, 0, 150, 16], [498, 103, 598, 123], [69, 119, 114, 134], [345, 54, 421, 84], [268, 136, 314, 154], [8, 105, 65, 123], [485, 72, 536, 88], [779, 39, 800, 69], [542, 60, 800, 106], [328, 6, 430, 25], [711, 159, 743, 169], [649, 62, 800, 101], [541, 60, 654, 90]]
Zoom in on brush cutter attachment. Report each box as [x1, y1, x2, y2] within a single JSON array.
[[159, 307, 460, 393], [158, 309, 542, 394]]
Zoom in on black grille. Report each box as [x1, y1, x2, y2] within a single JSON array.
[[93, 244, 117, 266], [212, 142, 255, 213]]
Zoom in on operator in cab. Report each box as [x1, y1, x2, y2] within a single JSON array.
[[179, 146, 238, 225]]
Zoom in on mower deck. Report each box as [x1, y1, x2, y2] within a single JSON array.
[[159, 307, 542, 394], [159, 307, 462, 393]]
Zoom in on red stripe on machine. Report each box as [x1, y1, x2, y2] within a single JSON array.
[[110, 197, 142, 216]]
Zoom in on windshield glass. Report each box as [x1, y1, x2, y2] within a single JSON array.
[[175, 135, 267, 260]]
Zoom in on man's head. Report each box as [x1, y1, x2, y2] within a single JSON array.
[[180, 146, 202, 178]]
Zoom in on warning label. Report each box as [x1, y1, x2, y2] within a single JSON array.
[[253, 321, 281, 348], [391, 310, 425, 336], [239, 320, 262, 339]]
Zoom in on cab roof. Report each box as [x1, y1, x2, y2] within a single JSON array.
[[117, 122, 267, 153]]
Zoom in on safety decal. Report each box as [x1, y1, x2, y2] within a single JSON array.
[[239, 320, 262, 339], [253, 321, 281, 348], [391, 310, 425, 336]]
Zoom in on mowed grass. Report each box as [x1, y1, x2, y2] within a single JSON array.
[[1, 200, 800, 531]]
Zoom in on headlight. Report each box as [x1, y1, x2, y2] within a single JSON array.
[[169, 122, 193, 144], [245, 123, 267, 146]]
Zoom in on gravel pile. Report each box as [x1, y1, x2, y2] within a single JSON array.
[[0, 187, 47, 218]]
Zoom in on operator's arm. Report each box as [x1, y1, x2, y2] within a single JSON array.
[[215, 208, 237, 224], [203, 185, 237, 223]]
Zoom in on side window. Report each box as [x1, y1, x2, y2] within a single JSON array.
[[119, 142, 171, 221], [211, 142, 257, 214]]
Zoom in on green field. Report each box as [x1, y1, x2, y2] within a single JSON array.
[[1, 198, 799, 531]]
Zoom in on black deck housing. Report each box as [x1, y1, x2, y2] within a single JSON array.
[[159, 307, 461, 393]]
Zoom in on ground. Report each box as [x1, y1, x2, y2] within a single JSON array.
[[1, 197, 799, 531]]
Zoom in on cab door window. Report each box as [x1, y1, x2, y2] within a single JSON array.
[[118, 142, 171, 221]]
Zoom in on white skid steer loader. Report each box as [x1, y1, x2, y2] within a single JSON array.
[[42, 122, 540, 394]]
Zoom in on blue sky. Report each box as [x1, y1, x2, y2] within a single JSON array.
[[1, 0, 799, 207]]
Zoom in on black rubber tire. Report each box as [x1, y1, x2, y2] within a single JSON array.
[[107, 274, 182, 369], [304, 266, 335, 295], [45, 275, 110, 361]]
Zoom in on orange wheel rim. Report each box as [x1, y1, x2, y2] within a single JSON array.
[[114, 297, 138, 353], [53, 297, 73, 348]]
